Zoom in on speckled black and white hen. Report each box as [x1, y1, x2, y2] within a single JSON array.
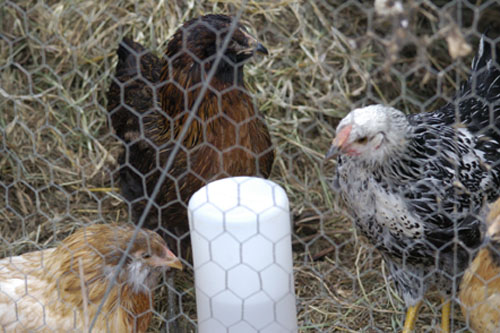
[[326, 35, 500, 332]]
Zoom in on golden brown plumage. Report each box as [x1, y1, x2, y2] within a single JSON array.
[[106, 15, 274, 241], [459, 198, 500, 332], [0, 224, 182, 332]]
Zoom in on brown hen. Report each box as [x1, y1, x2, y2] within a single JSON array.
[[0, 224, 182, 332], [107, 14, 274, 243], [460, 198, 500, 332]]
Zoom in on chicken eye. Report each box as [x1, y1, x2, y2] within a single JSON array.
[[141, 252, 151, 259], [356, 137, 368, 144]]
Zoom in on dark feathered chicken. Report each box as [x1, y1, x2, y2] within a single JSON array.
[[107, 15, 274, 240]]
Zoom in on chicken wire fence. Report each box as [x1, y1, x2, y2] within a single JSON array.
[[1, 0, 500, 332]]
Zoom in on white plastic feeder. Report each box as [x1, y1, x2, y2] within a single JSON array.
[[188, 176, 297, 333]]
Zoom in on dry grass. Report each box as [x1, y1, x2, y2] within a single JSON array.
[[1, 0, 500, 332]]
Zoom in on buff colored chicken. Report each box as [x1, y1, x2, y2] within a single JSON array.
[[460, 197, 500, 332], [0, 224, 182, 332]]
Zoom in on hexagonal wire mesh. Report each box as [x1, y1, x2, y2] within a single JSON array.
[[1, 0, 500, 332]]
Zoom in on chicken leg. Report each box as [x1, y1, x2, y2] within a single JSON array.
[[402, 302, 422, 333]]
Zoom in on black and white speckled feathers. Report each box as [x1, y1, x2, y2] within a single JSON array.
[[328, 35, 500, 306]]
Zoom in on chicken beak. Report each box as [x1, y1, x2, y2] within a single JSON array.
[[325, 145, 340, 160], [162, 247, 183, 271], [255, 43, 269, 55], [241, 30, 269, 56], [325, 124, 352, 160]]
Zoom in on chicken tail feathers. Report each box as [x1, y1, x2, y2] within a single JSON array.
[[106, 38, 165, 209], [466, 32, 499, 103], [471, 33, 493, 74], [116, 37, 148, 77], [106, 38, 163, 141], [446, 32, 500, 138]]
